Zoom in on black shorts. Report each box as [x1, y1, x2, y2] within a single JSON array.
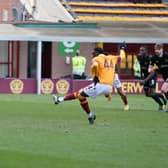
[[144, 78, 157, 92]]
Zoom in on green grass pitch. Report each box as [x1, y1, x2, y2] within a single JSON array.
[[0, 94, 168, 168]]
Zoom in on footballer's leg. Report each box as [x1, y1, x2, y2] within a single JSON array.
[[104, 91, 112, 101], [52, 92, 77, 104], [155, 93, 167, 108], [52, 90, 96, 124], [161, 82, 168, 112], [113, 74, 129, 110], [53, 83, 97, 124], [144, 81, 164, 110], [152, 94, 165, 110], [53, 88, 89, 103], [153, 79, 167, 109], [147, 88, 164, 110], [77, 90, 96, 124], [117, 87, 129, 110]]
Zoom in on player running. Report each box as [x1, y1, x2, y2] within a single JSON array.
[[104, 47, 129, 110], [105, 73, 129, 110], [140, 44, 167, 111], [53, 47, 126, 124]]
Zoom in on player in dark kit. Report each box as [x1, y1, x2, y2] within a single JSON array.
[[151, 44, 168, 111], [138, 46, 167, 110]]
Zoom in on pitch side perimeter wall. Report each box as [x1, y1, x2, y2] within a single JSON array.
[[0, 78, 163, 94]]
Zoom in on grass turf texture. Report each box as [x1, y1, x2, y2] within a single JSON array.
[[0, 94, 168, 168]]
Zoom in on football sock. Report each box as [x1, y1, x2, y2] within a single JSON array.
[[58, 97, 64, 102], [88, 112, 94, 117], [64, 93, 76, 101], [64, 92, 91, 114], [152, 94, 163, 106], [80, 98, 91, 114]]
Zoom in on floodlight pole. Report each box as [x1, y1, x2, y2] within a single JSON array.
[[37, 40, 42, 95]]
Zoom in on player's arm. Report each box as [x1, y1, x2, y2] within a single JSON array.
[[141, 71, 155, 84], [90, 60, 99, 85], [140, 64, 158, 85], [117, 42, 126, 61], [114, 49, 126, 64]]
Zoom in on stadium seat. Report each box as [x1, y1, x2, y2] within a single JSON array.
[[73, 9, 168, 16], [62, 0, 168, 22], [120, 57, 126, 69], [127, 55, 133, 69], [68, 2, 166, 9], [77, 16, 168, 22]]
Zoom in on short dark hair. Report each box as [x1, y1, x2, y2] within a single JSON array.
[[155, 43, 163, 49], [94, 47, 104, 54], [140, 46, 148, 52]]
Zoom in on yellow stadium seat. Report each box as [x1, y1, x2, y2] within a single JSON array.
[[127, 55, 133, 69], [120, 57, 126, 69], [68, 2, 166, 9]]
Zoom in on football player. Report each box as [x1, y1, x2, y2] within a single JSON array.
[[53, 47, 126, 124], [140, 45, 167, 110]]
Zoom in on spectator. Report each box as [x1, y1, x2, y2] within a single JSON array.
[[133, 56, 141, 79], [72, 50, 86, 79]]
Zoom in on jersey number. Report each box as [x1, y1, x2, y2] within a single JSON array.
[[104, 59, 113, 68]]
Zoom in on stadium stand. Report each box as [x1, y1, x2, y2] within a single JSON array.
[[62, 0, 168, 22]]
